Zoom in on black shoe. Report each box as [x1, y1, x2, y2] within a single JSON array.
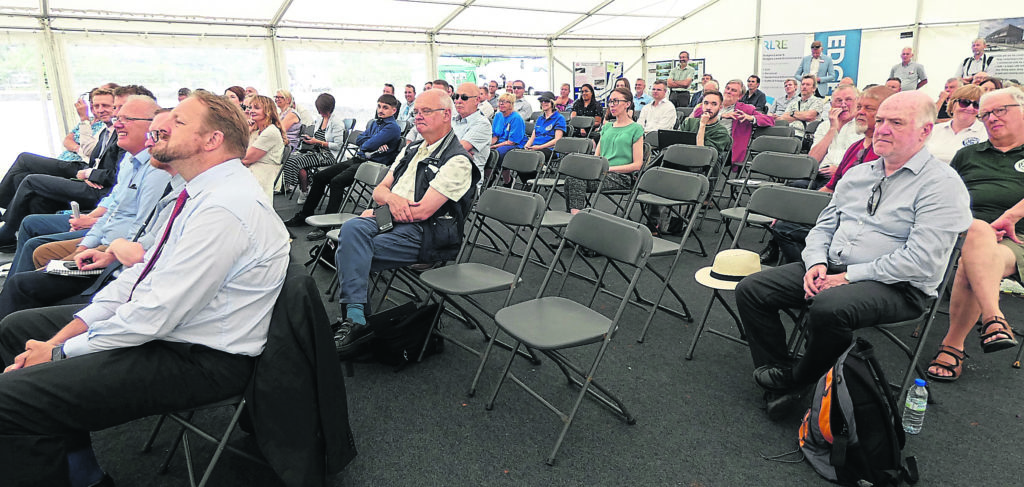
[[764, 386, 813, 421], [759, 240, 780, 265], [0, 243, 15, 253], [283, 213, 310, 228], [306, 229, 326, 241], [753, 365, 797, 393], [334, 319, 374, 358], [664, 217, 684, 236]]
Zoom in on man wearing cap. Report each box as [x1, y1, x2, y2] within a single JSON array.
[[733, 91, 973, 416], [795, 41, 835, 98]]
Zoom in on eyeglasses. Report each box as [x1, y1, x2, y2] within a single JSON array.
[[608, 99, 629, 106], [451, 93, 475, 101], [412, 107, 446, 117], [241, 104, 250, 111], [978, 104, 1021, 121], [146, 130, 166, 143], [111, 116, 153, 123], [953, 99, 980, 110], [867, 176, 885, 216], [513, 86, 525, 91], [273, 96, 285, 100]]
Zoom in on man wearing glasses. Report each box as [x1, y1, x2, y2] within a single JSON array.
[[451, 83, 492, 181], [734, 91, 972, 418], [333, 89, 479, 356], [795, 40, 835, 98], [926, 88, 1024, 381], [510, 80, 533, 122]]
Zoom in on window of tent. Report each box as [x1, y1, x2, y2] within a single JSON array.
[[0, 32, 60, 164]]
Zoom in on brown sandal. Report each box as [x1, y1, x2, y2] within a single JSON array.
[[978, 316, 1018, 353], [926, 345, 968, 383]]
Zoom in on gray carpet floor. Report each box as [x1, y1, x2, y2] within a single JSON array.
[[69, 187, 1024, 486]]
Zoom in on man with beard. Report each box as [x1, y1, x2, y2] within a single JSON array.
[[0, 90, 289, 486], [680, 89, 732, 158]]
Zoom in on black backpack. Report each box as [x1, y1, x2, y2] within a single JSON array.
[[366, 302, 444, 371], [799, 338, 919, 486]]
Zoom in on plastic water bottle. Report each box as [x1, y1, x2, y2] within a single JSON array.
[[902, 378, 928, 434]]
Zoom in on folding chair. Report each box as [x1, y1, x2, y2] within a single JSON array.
[[482, 208, 653, 465], [658, 144, 719, 238], [535, 153, 607, 252], [525, 120, 536, 137], [622, 168, 710, 342], [676, 106, 693, 119], [527, 137, 595, 194], [418, 187, 547, 366], [528, 111, 541, 122], [566, 116, 594, 138], [339, 129, 364, 162], [752, 125, 796, 139], [686, 185, 832, 360], [273, 145, 292, 194], [715, 152, 818, 253]]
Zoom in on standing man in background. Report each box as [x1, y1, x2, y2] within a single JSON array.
[[795, 40, 835, 97], [667, 51, 696, 108], [890, 46, 928, 91]]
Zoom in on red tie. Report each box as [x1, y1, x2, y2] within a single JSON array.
[[129, 189, 190, 300]]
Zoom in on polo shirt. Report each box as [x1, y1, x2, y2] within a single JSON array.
[[926, 119, 988, 164], [951, 141, 1024, 234]]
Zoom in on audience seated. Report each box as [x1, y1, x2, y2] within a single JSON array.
[[66, 84, 119, 162], [486, 80, 499, 110], [637, 80, 676, 133], [768, 78, 798, 117], [565, 87, 643, 212], [740, 75, 767, 113], [0, 107, 174, 320], [475, 85, 494, 119], [275, 89, 302, 148], [332, 88, 478, 356], [224, 85, 245, 109], [510, 79, 533, 121], [979, 76, 1003, 93], [451, 83, 492, 181], [926, 84, 988, 164], [805, 84, 861, 188], [777, 75, 825, 137], [634, 78, 653, 112], [241, 94, 287, 199], [523, 92, 566, 161], [736, 91, 972, 417], [570, 83, 603, 137], [691, 79, 774, 168], [927, 88, 1024, 382], [885, 77, 903, 92], [283, 94, 402, 235], [398, 84, 417, 123], [281, 93, 345, 203], [554, 82, 573, 112], [176, 87, 190, 102], [937, 77, 964, 122], [0, 90, 289, 487], [489, 92, 528, 182], [689, 79, 718, 109], [606, 78, 636, 122]]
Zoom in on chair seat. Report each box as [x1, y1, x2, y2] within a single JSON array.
[[326, 228, 341, 242], [305, 213, 357, 228], [495, 296, 611, 350], [529, 178, 565, 187], [725, 178, 781, 188], [541, 211, 573, 227], [636, 194, 686, 207], [719, 207, 772, 225], [420, 262, 518, 295], [651, 237, 680, 256]]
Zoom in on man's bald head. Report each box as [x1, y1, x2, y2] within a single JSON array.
[[414, 89, 454, 143]]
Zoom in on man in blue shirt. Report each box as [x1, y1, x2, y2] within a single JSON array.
[[284, 94, 402, 232], [734, 91, 972, 416], [634, 78, 653, 112], [795, 40, 836, 97]]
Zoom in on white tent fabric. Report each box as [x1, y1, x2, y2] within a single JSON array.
[[1, 0, 1024, 162]]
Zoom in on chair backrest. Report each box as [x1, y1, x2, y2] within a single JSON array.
[[346, 130, 363, 146], [748, 135, 801, 155], [563, 209, 653, 267], [300, 124, 315, 137], [774, 118, 792, 127], [529, 111, 541, 122], [525, 120, 536, 136], [559, 110, 571, 119], [677, 106, 694, 118], [342, 118, 357, 131], [745, 185, 832, 225], [748, 152, 819, 181], [754, 125, 796, 139], [636, 167, 710, 204], [552, 137, 594, 155], [804, 120, 823, 136], [557, 153, 607, 181], [568, 116, 594, 130], [397, 119, 411, 136], [353, 162, 389, 186], [660, 144, 717, 170], [501, 149, 544, 175], [474, 187, 547, 228], [644, 131, 659, 149]]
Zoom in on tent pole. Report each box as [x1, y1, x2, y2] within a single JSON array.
[[548, 40, 555, 91], [268, 27, 286, 93], [39, 17, 72, 139], [641, 40, 648, 83], [753, 0, 762, 74], [428, 33, 438, 80], [912, 0, 923, 55]]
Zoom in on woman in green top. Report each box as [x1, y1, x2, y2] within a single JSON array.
[[565, 87, 644, 211]]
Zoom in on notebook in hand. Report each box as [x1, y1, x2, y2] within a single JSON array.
[[44, 260, 103, 277]]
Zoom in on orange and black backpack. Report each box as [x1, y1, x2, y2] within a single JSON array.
[[798, 338, 919, 486]]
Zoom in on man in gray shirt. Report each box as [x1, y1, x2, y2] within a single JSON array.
[[890, 47, 928, 91], [451, 83, 492, 183], [734, 91, 972, 413], [511, 79, 533, 121]]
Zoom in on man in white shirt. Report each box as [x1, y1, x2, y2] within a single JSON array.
[[398, 84, 416, 123], [808, 84, 861, 188], [451, 83, 493, 179], [637, 80, 677, 133], [777, 75, 826, 137], [0, 90, 290, 486], [959, 38, 996, 84]]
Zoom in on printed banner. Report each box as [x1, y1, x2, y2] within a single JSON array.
[[814, 29, 862, 96], [979, 18, 1024, 82], [646, 58, 706, 88], [760, 35, 805, 105], [573, 61, 623, 101]]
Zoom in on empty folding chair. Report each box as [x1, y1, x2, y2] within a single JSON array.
[[623, 168, 710, 341], [715, 152, 818, 253], [686, 185, 832, 360], [535, 153, 608, 255], [752, 125, 796, 139], [528, 137, 595, 195], [658, 144, 719, 237], [566, 116, 594, 138], [482, 208, 654, 465]]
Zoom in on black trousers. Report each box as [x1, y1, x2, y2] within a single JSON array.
[[735, 262, 928, 384], [770, 222, 812, 265], [669, 91, 691, 109], [0, 270, 94, 323], [0, 305, 254, 487], [300, 158, 365, 216], [0, 175, 109, 245], [0, 153, 85, 209]]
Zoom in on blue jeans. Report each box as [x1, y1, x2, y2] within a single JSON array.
[[335, 217, 423, 309], [10, 214, 86, 275]]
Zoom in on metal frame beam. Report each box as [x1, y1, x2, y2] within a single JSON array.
[[644, 0, 722, 43], [549, 0, 614, 40], [270, 0, 295, 27], [431, 0, 475, 34]]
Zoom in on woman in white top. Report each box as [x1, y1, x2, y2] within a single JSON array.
[[242, 94, 287, 198], [926, 84, 988, 164]]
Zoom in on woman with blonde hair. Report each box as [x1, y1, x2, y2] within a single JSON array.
[[242, 94, 287, 198], [275, 88, 302, 148], [926, 83, 988, 164]]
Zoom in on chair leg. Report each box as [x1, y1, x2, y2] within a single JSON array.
[[714, 220, 732, 254], [685, 294, 720, 360], [485, 341, 521, 410], [141, 415, 167, 453], [195, 399, 248, 487]]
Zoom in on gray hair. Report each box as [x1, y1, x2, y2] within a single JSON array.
[[980, 87, 1024, 112], [726, 79, 745, 92]]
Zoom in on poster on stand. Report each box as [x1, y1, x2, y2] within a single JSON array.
[[760, 35, 805, 106], [646, 58, 705, 88], [573, 61, 623, 101], [979, 18, 1024, 82], [813, 29, 861, 96]]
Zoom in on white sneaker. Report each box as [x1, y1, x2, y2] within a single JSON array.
[[1000, 278, 1024, 296], [296, 190, 309, 205]]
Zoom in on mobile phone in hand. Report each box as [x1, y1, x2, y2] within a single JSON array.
[[70, 201, 81, 219], [375, 205, 394, 233]]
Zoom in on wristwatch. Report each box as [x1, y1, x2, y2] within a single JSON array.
[[51, 344, 67, 362]]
